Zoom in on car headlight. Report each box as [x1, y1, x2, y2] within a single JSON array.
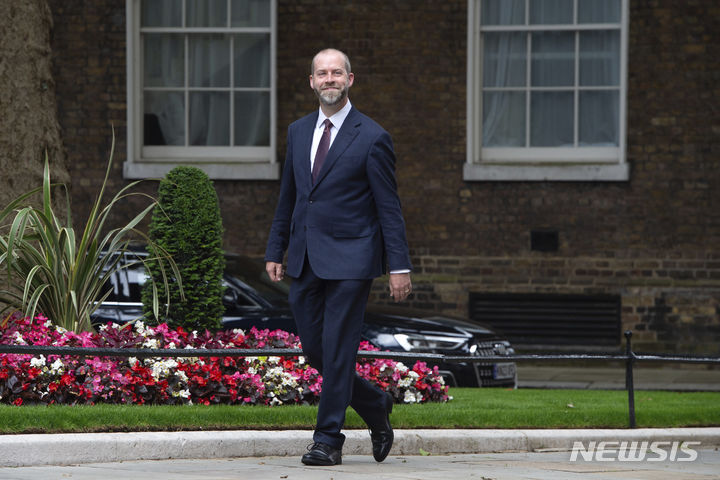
[[394, 333, 467, 352], [373, 333, 402, 349]]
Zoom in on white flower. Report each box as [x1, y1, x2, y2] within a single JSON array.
[[44, 320, 53, 328], [175, 370, 188, 383], [50, 359, 64, 374], [13, 332, 26, 345], [167, 342, 176, 349], [398, 377, 413, 388], [134, 321, 146, 334], [408, 371, 420, 379], [265, 366, 284, 377], [150, 359, 178, 380], [172, 389, 191, 399], [244, 356, 258, 364], [298, 356, 306, 365], [281, 372, 297, 387], [247, 366, 257, 375], [267, 356, 281, 364], [232, 328, 245, 336], [395, 362, 408, 373], [30, 355, 46, 368], [403, 390, 418, 404], [142, 338, 159, 349], [128, 357, 139, 367]]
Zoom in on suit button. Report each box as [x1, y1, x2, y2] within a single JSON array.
[[309, 200, 314, 204]]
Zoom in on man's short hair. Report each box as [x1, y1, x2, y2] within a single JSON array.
[[311, 48, 352, 75]]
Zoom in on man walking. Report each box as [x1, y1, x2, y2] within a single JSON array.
[[265, 48, 412, 466]]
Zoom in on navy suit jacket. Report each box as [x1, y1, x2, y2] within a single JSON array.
[[265, 107, 412, 280]]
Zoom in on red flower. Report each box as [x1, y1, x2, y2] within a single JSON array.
[[13, 398, 23, 406]]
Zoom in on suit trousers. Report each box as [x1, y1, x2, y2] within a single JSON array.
[[289, 256, 387, 449]]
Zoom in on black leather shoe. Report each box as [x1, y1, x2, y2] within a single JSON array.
[[369, 392, 394, 462], [301, 442, 342, 466]]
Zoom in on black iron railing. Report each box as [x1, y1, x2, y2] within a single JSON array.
[[1, 330, 719, 428]]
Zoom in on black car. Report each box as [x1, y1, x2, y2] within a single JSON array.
[[92, 249, 517, 388]]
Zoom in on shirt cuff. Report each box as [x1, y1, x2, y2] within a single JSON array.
[[389, 269, 411, 274]]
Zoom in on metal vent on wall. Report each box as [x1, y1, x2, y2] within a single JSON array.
[[469, 293, 621, 348]]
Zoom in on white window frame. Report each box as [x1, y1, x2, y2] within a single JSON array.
[[125, 0, 278, 180], [465, 0, 630, 181]]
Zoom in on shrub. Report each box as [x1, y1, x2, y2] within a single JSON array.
[[142, 167, 225, 331]]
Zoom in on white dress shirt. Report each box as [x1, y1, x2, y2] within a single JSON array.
[[310, 100, 353, 170]]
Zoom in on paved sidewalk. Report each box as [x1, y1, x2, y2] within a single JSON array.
[[2, 449, 719, 480]]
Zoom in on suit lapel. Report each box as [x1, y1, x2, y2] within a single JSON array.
[[311, 107, 361, 190]]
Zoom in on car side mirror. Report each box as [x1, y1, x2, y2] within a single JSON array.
[[222, 288, 239, 306]]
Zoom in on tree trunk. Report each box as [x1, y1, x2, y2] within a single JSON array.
[[0, 0, 69, 208]]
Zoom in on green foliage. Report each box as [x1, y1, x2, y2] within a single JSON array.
[[0, 135, 178, 332], [142, 166, 225, 331]]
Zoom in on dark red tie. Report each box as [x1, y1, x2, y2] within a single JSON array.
[[312, 119, 333, 184]]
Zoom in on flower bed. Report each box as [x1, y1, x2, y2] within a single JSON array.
[[0, 314, 449, 406]]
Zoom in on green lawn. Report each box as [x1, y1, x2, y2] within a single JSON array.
[[1, 388, 718, 434]]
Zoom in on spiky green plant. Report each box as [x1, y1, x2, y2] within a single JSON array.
[[0, 135, 180, 332]]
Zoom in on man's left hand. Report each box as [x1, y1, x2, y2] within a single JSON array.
[[389, 273, 412, 303]]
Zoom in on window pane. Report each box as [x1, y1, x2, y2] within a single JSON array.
[[189, 35, 230, 87], [483, 32, 527, 87], [231, 0, 270, 27], [482, 92, 526, 147], [142, 0, 182, 27], [144, 91, 185, 146], [235, 92, 270, 146], [190, 92, 230, 145], [578, 0, 620, 23], [187, 0, 227, 27], [579, 90, 619, 146], [531, 32, 574, 86], [531, 91, 573, 147], [481, 0, 525, 26], [529, 0, 573, 25], [579, 30, 620, 86], [144, 34, 184, 88], [234, 34, 271, 88]]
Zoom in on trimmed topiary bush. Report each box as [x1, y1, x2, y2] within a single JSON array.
[[142, 166, 225, 331]]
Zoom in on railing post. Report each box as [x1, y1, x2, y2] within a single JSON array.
[[625, 330, 636, 428]]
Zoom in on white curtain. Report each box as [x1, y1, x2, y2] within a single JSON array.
[[481, 0, 526, 147], [144, 34, 185, 146], [189, 34, 230, 146], [481, 0, 620, 148]]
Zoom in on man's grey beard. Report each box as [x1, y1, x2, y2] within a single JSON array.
[[316, 86, 348, 106]]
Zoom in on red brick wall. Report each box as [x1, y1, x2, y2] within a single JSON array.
[[48, 0, 720, 352]]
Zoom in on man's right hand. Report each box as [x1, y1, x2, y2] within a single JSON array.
[[266, 261, 284, 282]]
